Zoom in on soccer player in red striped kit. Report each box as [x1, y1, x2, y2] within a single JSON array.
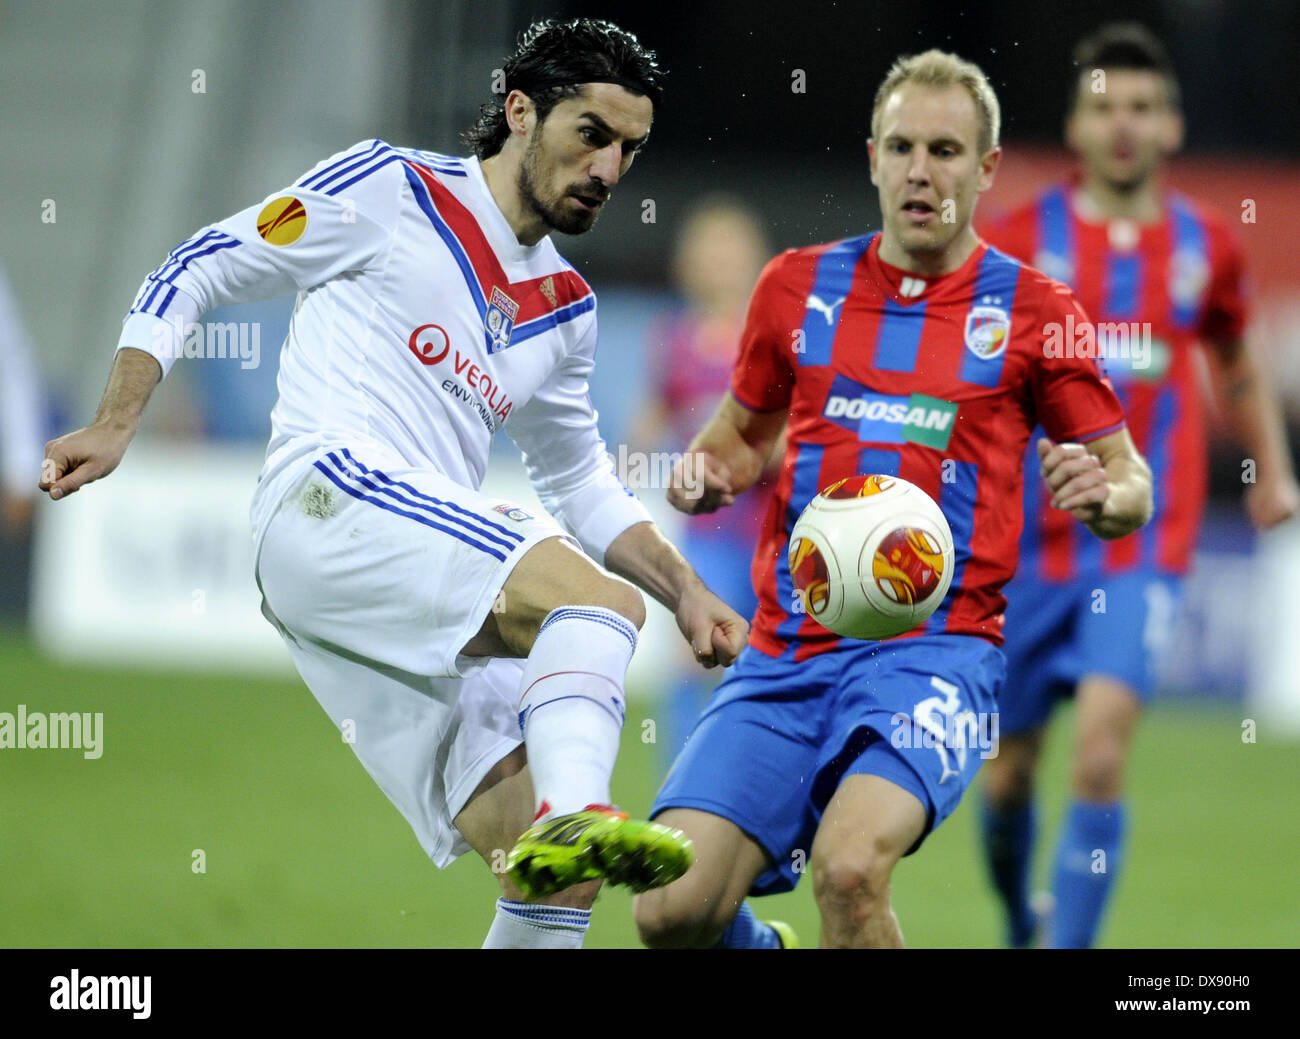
[[977, 23, 1299, 948], [633, 49, 1154, 949]]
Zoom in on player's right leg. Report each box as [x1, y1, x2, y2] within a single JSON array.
[[462, 535, 692, 898], [453, 745, 602, 948]]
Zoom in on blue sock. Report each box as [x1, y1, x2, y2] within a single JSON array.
[[713, 901, 782, 949], [1051, 799, 1126, 948], [980, 798, 1038, 946]]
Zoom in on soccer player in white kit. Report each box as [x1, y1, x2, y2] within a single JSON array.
[[38, 19, 749, 949]]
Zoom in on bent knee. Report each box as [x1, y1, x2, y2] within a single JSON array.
[[812, 849, 894, 912], [634, 887, 725, 949], [593, 577, 646, 631], [983, 731, 1044, 805], [498, 538, 647, 651], [983, 753, 1038, 805], [1073, 746, 1126, 799]]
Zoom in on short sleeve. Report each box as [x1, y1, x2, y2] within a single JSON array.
[[1200, 222, 1250, 344], [730, 251, 798, 413], [1030, 282, 1128, 444]]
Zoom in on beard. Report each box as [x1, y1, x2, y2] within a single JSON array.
[[1101, 149, 1161, 195], [1104, 169, 1149, 194], [517, 133, 604, 236]]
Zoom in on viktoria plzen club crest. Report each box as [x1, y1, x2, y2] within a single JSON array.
[[964, 302, 1010, 360], [485, 286, 520, 352]]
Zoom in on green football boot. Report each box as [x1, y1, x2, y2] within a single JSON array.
[[505, 804, 693, 899]]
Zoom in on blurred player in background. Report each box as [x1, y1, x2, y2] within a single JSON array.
[[978, 23, 1300, 948], [37, 18, 749, 950], [629, 197, 778, 762], [0, 262, 45, 620], [635, 49, 1153, 949]]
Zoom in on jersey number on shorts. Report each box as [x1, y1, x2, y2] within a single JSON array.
[[913, 676, 978, 785]]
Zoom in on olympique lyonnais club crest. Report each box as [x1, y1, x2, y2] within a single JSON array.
[[493, 502, 533, 522], [485, 286, 520, 353], [964, 304, 1010, 360]]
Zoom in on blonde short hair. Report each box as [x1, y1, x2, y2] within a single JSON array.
[[870, 49, 1001, 155]]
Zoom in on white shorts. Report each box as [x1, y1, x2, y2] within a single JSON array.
[[254, 444, 572, 866]]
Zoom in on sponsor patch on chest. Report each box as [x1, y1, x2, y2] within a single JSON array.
[[822, 376, 959, 450]]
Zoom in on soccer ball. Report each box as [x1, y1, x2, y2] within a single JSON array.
[[788, 474, 954, 640]]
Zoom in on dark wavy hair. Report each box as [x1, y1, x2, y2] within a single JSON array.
[[1071, 22, 1181, 110], [462, 18, 666, 160]]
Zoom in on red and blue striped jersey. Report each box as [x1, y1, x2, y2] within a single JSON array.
[[732, 232, 1126, 657], [983, 182, 1248, 578]]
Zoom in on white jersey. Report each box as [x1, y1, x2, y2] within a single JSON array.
[[116, 139, 650, 562]]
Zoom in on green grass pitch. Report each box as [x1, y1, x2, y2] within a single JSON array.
[[1, 629, 1295, 948]]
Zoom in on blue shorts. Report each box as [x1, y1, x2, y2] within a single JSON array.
[[998, 569, 1183, 734], [651, 635, 1006, 896]]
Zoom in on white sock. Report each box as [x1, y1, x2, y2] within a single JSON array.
[[481, 898, 592, 949], [517, 606, 636, 818]]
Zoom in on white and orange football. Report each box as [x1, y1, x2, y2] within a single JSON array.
[[788, 474, 954, 640]]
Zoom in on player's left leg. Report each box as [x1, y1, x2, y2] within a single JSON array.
[[273, 446, 665, 891], [810, 773, 927, 948], [1049, 674, 1141, 948], [454, 745, 602, 948], [254, 455, 638, 940], [633, 807, 774, 948]]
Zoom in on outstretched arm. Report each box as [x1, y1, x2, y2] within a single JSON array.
[[604, 522, 748, 669], [40, 139, 400, 501], [39, 348, 161, 500]]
